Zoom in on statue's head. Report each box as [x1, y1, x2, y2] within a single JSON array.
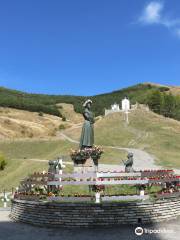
[[83, 99, 92, 109], [127, 152, 133, 158], [48, 160, 54, 166]]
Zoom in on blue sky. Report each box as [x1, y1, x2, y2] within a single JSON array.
[[0, 0, 180, 95]]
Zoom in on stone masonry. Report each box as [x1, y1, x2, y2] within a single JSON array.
[[10, 198, 180, 227]]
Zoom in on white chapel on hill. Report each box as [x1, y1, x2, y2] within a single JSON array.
[[105, 97, 131, 116]]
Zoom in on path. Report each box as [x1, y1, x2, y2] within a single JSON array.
[[0, 209, 179, 240], [99, 146, 160, 172], [58, 132, 180, 174], [59, 132, 79, 144]]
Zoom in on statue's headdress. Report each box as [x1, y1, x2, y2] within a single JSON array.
[[127, 152, 133, 158], [83, 99, 92, 107]]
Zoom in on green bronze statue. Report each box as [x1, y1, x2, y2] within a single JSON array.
[[79, 99, 94, 149], [123, 152, 134, 173]]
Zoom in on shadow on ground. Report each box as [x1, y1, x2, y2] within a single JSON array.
[[0, 222, 164, 240], [0, 209, 180, 240], [0, 210, 179, 240]]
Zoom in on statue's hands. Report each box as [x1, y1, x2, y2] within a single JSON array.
[[91, 119, 95, 124], [83, 112, 90, 121]]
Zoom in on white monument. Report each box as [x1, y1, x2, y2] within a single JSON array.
[[104, 96, 131, 117], [122, 97, 130, 112], [111, 103, 120, 111], [122, 97, 130, 124]]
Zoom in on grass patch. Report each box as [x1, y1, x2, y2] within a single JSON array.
[[0, 139, 75, 191], [0, 139, 76, 160], [99, 147, 127, 164]]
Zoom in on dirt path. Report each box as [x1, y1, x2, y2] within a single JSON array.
[[58, 132, 159, 170], [101, 146, 160, 170], [59, 132, 79, 144], [58, 132, 180, 174]]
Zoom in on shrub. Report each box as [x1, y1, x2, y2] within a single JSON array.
[[59, 124, 65, 130], [38, 112, 44, 117], [0, 154, 7, 170], [62, 116, 66, 121]]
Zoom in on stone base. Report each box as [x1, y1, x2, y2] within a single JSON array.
[[11, 198, 180, 227], [74, 157, 98, 173]]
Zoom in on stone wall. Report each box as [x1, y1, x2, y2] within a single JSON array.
[[10, 198, 180, 227]]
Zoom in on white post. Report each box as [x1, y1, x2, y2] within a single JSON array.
[[95, 192, 101, 203], [3, 192, 9, 208], [140, 190, 144, 196], [140, 189, 145, 200], [125, 111, 129, 124], [58, 158, 66, 188], [59, 169, 62, 188]]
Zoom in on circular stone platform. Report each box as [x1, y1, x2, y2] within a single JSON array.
[[10, 198, 180, 227]]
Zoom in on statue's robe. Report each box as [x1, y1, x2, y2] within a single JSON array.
[[124, 157, 133, 173], [79, 108, 94, 149]]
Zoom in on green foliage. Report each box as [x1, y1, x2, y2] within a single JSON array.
[[147, 90, 163, 114], [38, 111, 44, 117], [90, 84, 171, 116], [59, 124, 66, 130], [0, 87, 63, 117], [161, 93, 176, 118], [0, 84, 178, 121], [0, 154, 7, 170], [158, 86, 170, 92], [62, 116, 66, 121], [147, 90, 180, 120]]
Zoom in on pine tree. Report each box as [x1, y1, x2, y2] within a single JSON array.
[[147, 90, 163, 114], [161, 93, 176, 118]]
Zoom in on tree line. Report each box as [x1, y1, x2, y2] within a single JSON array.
[[146, 90, 180, 121], [1, 84, 179, 121]]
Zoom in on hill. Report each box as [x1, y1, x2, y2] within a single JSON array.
[[143, 82, 180, 96], [1, 106, 180, 191], [0, 83, 173, 117], [56, 103, 83, 124], [0, 83, 180, 191], [0, 139, 76, 191], [63, 108, 180, 169], [0, 103, 84, 139], [0, 107, 62, 138]]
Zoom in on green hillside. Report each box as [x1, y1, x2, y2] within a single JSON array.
[[0, 139, 76, 191], [0, 138, 127, 191], [0, 83, 170, 117], [64, 109, 180, 169], [1, 108, 180, 191], [0, 83, 180, 191]]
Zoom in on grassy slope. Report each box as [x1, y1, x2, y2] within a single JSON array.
[[0, 107, 61, 138], [57, 103, 83, 123], [64, 109, 180, 168], [0, 83, 180, 191], [0, 138, 127, 191], [0, 110, 180, 191], [0, 139, 76, 160], [0, 139, 76, 191]]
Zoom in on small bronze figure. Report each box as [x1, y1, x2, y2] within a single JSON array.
[[123, 152, 134, 173]]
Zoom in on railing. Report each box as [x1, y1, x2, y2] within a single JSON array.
[[14, 169, 180, 203]]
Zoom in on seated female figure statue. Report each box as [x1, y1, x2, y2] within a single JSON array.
[[79, 99, 94, 149]]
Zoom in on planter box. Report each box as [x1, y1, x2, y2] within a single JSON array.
[[47, 196, 92, 202], [102, 195, 149, 201]]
